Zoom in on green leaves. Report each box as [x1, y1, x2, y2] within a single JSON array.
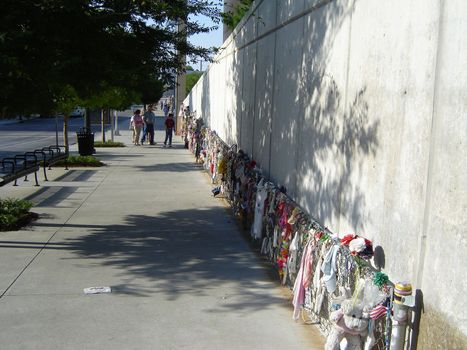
[[54, 155, 105, 167], [1, 0, 221, 117], [0, 198, 34, 231], [94, 141, 125, 147], [221, 0, 253, 30], [186, 71, 203, 95]]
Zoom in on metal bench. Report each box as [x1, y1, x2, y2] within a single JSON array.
[[0, 152, 40, 187], [34, 145, 69, 181]]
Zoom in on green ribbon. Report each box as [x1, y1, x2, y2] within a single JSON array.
[[373, 272, 389, 287]]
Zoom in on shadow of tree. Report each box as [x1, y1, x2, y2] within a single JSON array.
[[134, 162, 204, 173], [57, 208, 287, 312], [298, 78, 380, 229], [188, 2, 381, 230]]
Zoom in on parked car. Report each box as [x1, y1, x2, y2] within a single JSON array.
[[131, 104, 144, 112], [70, 107, 85, 118]]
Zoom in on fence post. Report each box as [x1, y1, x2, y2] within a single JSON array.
[[390, 282, 413, 350]]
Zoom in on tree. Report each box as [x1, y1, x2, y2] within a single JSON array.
[[0, 0, 221, 118], [221, 0, 253, 30], [1, 0, 221, 150], [186, 71, 203, 95]]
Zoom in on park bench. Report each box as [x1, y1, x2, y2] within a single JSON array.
[[34, 145, 69, 181], [0, 152, 40, 187]]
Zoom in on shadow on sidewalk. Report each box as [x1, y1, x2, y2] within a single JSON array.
[[11, 207, 285, 314], [135, 162, 203, 173]]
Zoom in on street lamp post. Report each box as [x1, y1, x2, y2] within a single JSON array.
[[175, 15, 187, 136], [110, 109, 114, 142], [114, 110, 120, 136], [55, 115, 59, 147]]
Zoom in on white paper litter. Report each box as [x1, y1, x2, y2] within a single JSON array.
[[83, 286, 112, 294]]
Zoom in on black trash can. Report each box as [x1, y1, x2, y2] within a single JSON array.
[[76, 127, 95, 156]]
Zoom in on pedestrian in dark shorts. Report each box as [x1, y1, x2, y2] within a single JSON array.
[[141, 104, 156, 145], [164, 113, 175, 147]]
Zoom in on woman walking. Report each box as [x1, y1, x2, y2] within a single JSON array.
[[130, 109, 144, 145]]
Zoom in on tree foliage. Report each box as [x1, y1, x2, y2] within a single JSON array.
[[221, 0, 253, 30], [0, 0, 221, 117], [186, 71, 203, 95]]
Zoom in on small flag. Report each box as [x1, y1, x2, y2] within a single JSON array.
[[370, 304, 388, 320]]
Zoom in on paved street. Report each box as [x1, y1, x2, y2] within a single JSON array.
[[0, 107, 169, 159], [0, 116, 84, 159], [0, 123, 325, 349]]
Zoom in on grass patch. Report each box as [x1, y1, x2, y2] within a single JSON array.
[[55, 155, 104, 167], [94, 141, 125, 147], [0, 198, 38, 231]]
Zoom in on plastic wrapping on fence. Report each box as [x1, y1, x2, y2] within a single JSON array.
[[184, 120, 403, 350]]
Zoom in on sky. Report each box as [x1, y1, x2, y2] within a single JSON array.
[[187, 5, 224, 70], [189, 15, 223, 49]]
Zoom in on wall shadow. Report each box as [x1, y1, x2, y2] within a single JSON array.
[[409, 289, 424, 350], [373, 245, 386, 270]]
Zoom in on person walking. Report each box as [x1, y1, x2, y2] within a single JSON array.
[[164, 112, 175, 147], [141, 105, 156, 145], [140, 113, 148, 145], [130, 109, 143, 145], [163, 102, 169, 118]]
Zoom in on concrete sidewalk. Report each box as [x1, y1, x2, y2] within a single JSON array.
[[0, 129, 324, 349]]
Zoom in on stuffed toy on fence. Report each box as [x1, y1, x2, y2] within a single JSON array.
[[325, 299, 369, 350]]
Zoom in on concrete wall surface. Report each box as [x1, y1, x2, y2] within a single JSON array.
[[185, 0, 467, 348]]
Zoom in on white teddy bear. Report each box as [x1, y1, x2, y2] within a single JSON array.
[[325, 299, 369, 350]]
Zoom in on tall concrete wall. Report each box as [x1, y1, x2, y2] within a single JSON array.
[[185, 0, 467, 347]]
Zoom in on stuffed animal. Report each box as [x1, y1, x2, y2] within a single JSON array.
[[325, 299, 369, 350]]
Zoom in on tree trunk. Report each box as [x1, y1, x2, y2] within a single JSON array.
[[63, 114, 69, 152], [101, 109, 106, 143], [85, 108, 91, 130], [110, 109, 115, 141]]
